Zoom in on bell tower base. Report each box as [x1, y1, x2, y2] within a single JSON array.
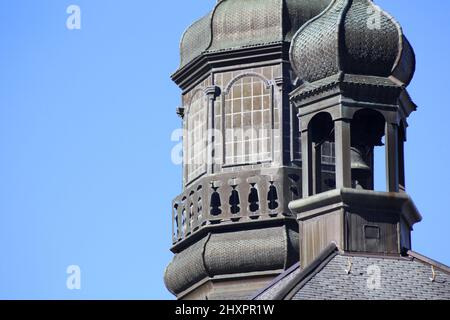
[[289, 188, 422, 268]]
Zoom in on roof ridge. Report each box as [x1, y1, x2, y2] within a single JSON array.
[[272, 242, 339, 300], [407, 250, 450, 275], [250, 262, 301, 300]]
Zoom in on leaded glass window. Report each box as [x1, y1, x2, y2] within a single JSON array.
[[186, 91, 207, 182], [224, 76, 272, 165]]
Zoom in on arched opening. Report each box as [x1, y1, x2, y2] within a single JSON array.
[[351, 109, 385, 191], [229, 186, 240, 215], [267, 182, 279, 210], [248, 183, 260, 213], [210, 187, 222, 216], [308, 112, 335, 194]]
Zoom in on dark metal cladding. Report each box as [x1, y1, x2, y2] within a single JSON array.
[[289, 0, 415, 85], [178, 0, 332, 69], [164, 223, 299, 296]]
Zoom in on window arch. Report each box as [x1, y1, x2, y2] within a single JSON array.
[[223, 74, 273, 165], [185, 90, 207, 183]]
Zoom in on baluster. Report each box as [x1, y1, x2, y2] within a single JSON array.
[[187, 190, 195, 235], [258, 177, 268, 216], [240, 179, 250, 219], [221, 182, 233, 221], [181, 196, 187, 238], [199, 184, 207, 226]]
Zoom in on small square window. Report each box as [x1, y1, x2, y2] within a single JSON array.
[[364, 225, 380, 240]]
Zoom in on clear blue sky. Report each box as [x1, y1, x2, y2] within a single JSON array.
[[0, 0, 449, 300]]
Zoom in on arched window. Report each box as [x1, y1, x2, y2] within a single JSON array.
[[223, 75, 272, 165], [308, 112, 335, 194], [186, 90, 207, 182]]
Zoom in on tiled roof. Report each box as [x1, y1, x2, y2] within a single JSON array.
[[254, 244, 450, 300]]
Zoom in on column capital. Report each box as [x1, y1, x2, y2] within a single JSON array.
[[204, 86, 221, 99]]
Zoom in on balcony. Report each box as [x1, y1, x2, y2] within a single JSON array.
[[171, 167, 303, 246]]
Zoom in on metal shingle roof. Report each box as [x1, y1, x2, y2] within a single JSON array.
[[178, 0, 332, 69]]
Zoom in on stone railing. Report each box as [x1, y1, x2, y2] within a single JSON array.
[[171, 167, 303, 245]]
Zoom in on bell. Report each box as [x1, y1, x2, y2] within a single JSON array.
[[350, 147, 371, 172]]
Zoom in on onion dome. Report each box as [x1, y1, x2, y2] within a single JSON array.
[[178, 0, 332, 69], [289, 0, 415, 86]]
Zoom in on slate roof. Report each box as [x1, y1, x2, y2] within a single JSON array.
[[253, 262, 303, 300], [253, 244, 450, 300]]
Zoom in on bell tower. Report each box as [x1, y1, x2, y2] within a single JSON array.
[[165, 0, 426, 300], [164, 0, 332, 300], [288, 0, 422, 268]]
